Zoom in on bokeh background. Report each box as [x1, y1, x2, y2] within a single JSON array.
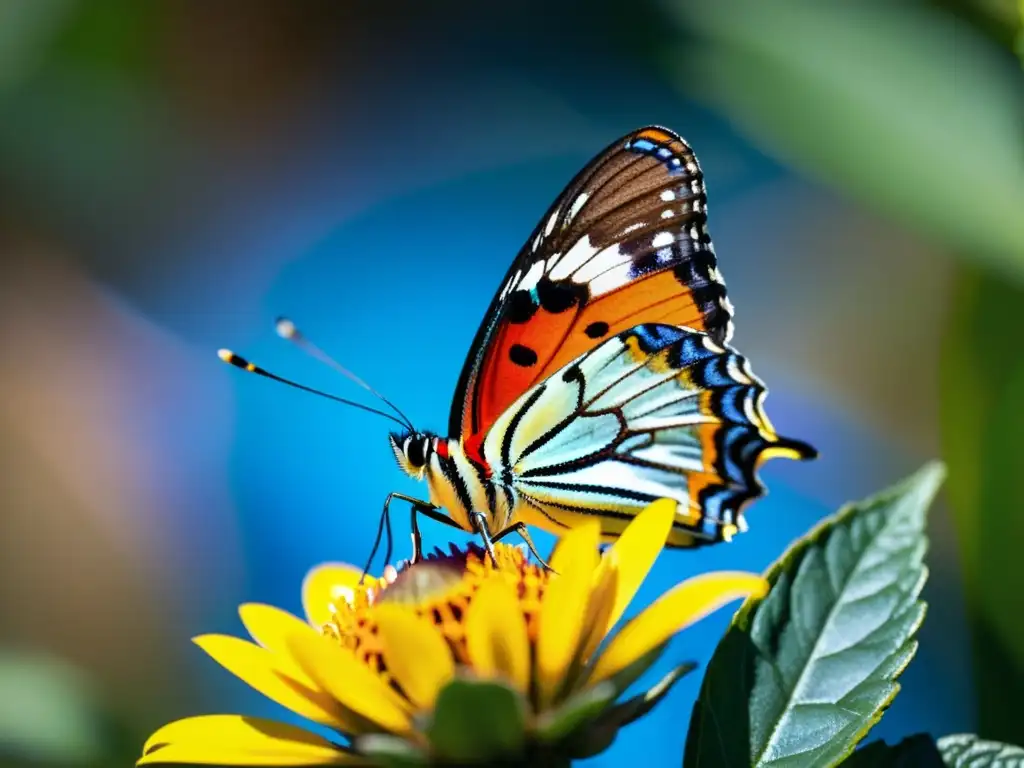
[[1, 0, 1022, 765]]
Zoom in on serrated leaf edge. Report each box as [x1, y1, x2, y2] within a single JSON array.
[[748, 464, 941, 766], [729, 462, 945, 636]]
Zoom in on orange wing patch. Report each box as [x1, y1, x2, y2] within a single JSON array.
[[474, 302, 581, 436], [450, 126, 734, 439], [539, 270, 708, 379], [635, 127, 677, 143]]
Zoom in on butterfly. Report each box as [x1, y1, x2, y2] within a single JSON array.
[[220, 126, 816, 567]]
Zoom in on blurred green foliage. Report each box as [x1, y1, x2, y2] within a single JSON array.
[[941, 272, 1024, 741], [670, 0, 1024, 744], [1017, 0, 1024, 57], [0, 0, 157, 88], [0, 650, 101, 764], [668, 0, 1024, 281], [0, 649, 134, 767]]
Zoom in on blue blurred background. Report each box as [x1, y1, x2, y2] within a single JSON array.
[[1, 0, 1022, 765]]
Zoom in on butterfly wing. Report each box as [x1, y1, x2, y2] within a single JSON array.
[[450, 126, 733, 441], [481, 323, 816, 546]]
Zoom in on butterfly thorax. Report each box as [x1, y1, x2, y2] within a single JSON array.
[[388, 430, 516, 536]]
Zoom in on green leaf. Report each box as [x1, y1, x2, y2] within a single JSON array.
[[534, 681, 617, 744], [843, 735, 945, 767], [424, 677, 527, 762], [606, 661, 696, 729], [555, 638, 672, 757], [667, 0, 1024, 282], [940, 271, 1024, 742], [684, 462, 943, 768], [598, 642, 670, 697], [567, 662, 696, 760], [938, 733, 1024, 766], [353, 734, 427, 767], [844, 733, 1024, 767]]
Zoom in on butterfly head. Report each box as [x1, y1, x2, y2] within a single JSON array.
[[389, 430, 434, 479]]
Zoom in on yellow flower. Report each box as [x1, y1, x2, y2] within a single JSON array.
[[139, 500, 767, 766]]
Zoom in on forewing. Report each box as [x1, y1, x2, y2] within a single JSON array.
[[451, 126, 734, 439], [482, 324, 815, 547]]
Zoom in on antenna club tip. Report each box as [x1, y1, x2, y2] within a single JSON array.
[[218, 349, 256, 372], [275, 317, 297, 339]]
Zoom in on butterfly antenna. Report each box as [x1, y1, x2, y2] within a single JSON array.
[[275, 316, 415, 431], [217, 349, 410, 428]]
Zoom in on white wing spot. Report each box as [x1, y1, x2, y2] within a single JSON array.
[[568, 192, 589, 221], [544, 209, 559, 237], [660, 209, 675, 220], [502, 269, 523, 300], [701, 336, 725, 355], [519, 260, 545, 292], [589, 262, 637, 295], [726, 355, 752, 384], [549, 235, 597, 280], [743, 392, 760, 425], [739, 356, 756, 381], [660, 189, 676, 202], [572, 244, 628, 283], [651, 231, 674, 249]]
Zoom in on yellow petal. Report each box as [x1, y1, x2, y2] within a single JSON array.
[[142, 715, 341, 756], [287, 630, 413, 735], [604, 499, 676, 632], [577, 549, 620, 664], [239, 603, 321, 683], [535, 521, 601, 707], [374, 604, 455, 710], [590, 571, 767, 684], [193, 635, 340, 726], [139, 743, 358, 765], [302, 562, 365, 628], [464, 577, 530, 692]]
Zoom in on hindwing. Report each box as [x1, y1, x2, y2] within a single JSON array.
[[481, 323, 816, 546]]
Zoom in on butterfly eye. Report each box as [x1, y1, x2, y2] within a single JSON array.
[[406, 437, 427, 468]]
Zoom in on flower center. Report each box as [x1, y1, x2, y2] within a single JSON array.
[[322, 544, 549, 682]]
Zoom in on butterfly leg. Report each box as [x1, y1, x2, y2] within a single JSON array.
[[409, 502, 466, 563], [362, 492, 447, 581], [493, 522, 554, 572], [470, 511, 498, 567]]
